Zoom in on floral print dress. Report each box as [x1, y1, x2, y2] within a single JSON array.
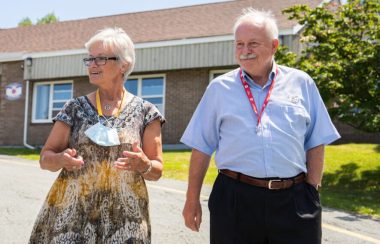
[[29, 93, 164, 244]]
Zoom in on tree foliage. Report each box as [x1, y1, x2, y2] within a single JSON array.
[[275, 45, 297, 68], [281, 0, 380, 132], [37, 12, 59, 25], [17, 12, 59, 26], [18, 17, 33, 27]]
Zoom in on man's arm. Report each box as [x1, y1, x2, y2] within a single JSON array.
[[306, 144, 325, 189], [182, 148, 211, 232]]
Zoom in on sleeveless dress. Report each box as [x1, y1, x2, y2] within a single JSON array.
[[29, 94, 165, 244]]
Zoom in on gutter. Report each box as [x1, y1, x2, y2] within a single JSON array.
[[23, 80, 35, 149]]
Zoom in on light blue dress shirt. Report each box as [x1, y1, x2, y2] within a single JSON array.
[[180, 63, 341, 178]]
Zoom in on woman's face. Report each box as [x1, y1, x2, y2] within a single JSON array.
[[87, 41, 125, 87]]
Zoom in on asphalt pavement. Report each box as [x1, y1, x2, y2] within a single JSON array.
[[0, 154, 379, 244]]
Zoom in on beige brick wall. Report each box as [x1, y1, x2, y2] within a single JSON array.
[[333, 121, 380, 144], [163, 68, 211, 144], [1, 65, 378, 147], [0, 61, 25, 145], [27, 68, 216, 146]]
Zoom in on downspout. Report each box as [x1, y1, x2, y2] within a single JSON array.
[[23, 80, 35, 149]]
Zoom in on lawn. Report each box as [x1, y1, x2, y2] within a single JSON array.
[[1, 143, 379, 217], [321, 144, 380, 216]]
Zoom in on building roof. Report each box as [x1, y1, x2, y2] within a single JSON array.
[[0, 0, 321, 54]]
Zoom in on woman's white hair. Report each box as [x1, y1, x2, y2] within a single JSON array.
[[85, 27, 135, 79], [233, 7, 279, 40]]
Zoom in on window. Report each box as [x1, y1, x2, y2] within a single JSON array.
[[279, 35, 284, 45], [32, 81, 73, 123], [125, 75, 165, 114], [209, 69, 233, 82]]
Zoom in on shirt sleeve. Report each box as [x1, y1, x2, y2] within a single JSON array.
[[53, 98, 77, 126], [180, 83, 220, 156], [304, 82, 341, 150], [143, 100, 165, 128]]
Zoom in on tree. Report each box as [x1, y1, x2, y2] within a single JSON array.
[[18, 13, 59, 27], [282, 0, 380, 132], [18, 17, 33, 27], [275, 45, 297, 68], [37, 12, 59, 25]]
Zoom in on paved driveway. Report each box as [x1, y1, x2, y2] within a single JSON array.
[[0, 155, 379, 244]]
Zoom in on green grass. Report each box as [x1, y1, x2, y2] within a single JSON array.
[[162, 150, 218, 185], [1, 144, 379, 217], [321, 144, 380, 216], [164, 144, 380, 217], [0, 148, 41, 160]]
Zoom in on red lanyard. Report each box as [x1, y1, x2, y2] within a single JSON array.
[[239, 68, 278, 131]]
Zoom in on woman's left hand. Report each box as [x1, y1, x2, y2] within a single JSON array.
[[114, 142, 151, 173]]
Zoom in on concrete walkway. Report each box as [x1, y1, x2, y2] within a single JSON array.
[[0, 154, 379, 244]]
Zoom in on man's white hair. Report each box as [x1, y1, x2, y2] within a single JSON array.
[[233, 7, 279, 40]]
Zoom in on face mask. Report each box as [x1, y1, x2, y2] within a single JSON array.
[[84, 122, 120, 146]]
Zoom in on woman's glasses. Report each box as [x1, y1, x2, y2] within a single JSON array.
[[83, 56, 119, 66]]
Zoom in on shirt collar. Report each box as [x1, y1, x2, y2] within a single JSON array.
[[242, 62, 277, 89]]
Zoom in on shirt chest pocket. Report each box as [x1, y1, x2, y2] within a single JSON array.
[[268, 103, 310, 138]]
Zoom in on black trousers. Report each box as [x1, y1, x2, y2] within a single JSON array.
[[208, 173, 321, 244]]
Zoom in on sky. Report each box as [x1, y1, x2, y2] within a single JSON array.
[[0, 0, 230, 29]]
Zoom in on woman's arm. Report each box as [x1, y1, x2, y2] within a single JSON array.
[[40, 121, 84, 172], [114, 119, 163, 181], [140, 119, 164, 181]]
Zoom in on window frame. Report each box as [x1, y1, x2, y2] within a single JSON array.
[[32, 80, 73, 123], [209, 69, 233, 82], [125, 74, 166, 115]]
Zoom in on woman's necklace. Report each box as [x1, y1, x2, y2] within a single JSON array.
[[104, 103, 112, 111], [96, 89, 125, 116]]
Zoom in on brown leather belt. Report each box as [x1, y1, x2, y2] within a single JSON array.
[[219, 169, 305, 190]]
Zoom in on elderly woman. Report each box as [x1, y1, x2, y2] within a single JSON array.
[[29, 27, 164, 243]]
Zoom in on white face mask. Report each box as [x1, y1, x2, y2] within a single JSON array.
[[84, 122, 120, 147]]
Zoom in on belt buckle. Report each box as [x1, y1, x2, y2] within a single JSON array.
[[268, 179, 282, 189]]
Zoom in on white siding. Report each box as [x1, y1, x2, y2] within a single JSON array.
[[24, 54, 87, 80], [24, 41, 236, 80]]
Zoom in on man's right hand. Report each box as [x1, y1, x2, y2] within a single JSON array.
[[182, 148, 211, 232], [182, 199, 202, 232]]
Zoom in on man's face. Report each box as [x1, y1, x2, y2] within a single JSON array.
[[234, 21, 278, 77]]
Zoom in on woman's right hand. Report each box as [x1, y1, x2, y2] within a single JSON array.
[[60, 148, 84, 171], [39, 121, 83, 172], [40, 148, 84, 172]]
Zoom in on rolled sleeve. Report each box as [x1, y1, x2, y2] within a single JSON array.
[[53, 98, 77, 126], [180, 85, 220, 156], [305, 83, 340, 150], [143, 100, 166, 128]]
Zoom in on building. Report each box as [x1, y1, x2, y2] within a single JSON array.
[[1, 0, 375, 148]]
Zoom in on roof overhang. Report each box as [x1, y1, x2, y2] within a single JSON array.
[[2, 29, 299, 62], [0, 52, 26, 62], [17, 35, 236, 60]]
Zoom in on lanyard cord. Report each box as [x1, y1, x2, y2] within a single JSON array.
[[96, 89, 125, 118], [239, 68, 278, 128]]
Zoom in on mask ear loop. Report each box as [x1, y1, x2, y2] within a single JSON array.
[[112, 117, 121, 130], [99, 115, 111, 127]]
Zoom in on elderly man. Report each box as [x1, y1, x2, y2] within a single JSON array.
[[181, 7, 340, 244]]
